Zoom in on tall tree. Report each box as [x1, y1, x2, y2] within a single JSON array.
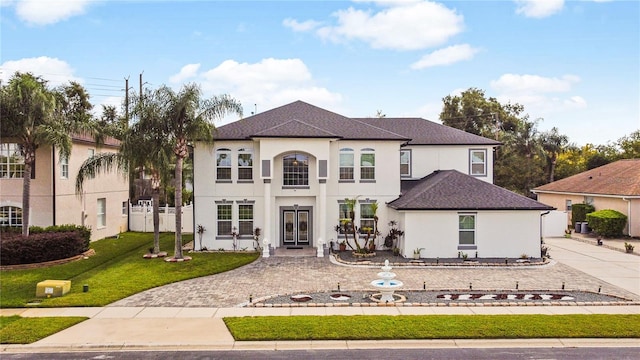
[[76, 90, 172, 254], [147, 84, 242, 260], [540, 127, 568, 182], [0, 73, 76, 235]]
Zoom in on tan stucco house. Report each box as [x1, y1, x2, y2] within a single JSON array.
[[0, 134, 129, 241], [193, 101, 553, 258], [532, 159, 640, 237]]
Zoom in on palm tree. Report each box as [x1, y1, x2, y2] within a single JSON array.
[[540, 127, 568, 183], [76, 90, 172, 254], [150, 84, 242, 260], [1, 73, 70, 235]]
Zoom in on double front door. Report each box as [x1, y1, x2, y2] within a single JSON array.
[[282, 208, 311, 246]]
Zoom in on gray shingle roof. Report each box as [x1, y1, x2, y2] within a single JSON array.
[[356, 118, 501, 146], [213, 100, 500, 146], [389, 170, 554, 211], [214, 101, 408, 141]]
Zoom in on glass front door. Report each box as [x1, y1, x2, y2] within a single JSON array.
[[282, 209, 311, 246]]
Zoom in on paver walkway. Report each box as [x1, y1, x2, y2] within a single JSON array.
[[111, 249, 639, 308]]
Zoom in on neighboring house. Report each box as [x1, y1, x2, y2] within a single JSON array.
[[0, 134, 129, 241], [193, 101, 553, 258], [532, 159, 640, 237]]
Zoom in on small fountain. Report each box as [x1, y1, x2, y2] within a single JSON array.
[[370, 259, 404, 303]]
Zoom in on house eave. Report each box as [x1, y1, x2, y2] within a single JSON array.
[[389, 206, 556, 211], [532, 189, 640, 199]]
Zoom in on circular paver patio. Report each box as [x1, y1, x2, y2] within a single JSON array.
[[109, 256, 640, 308]]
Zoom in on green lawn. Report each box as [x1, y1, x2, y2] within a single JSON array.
[[0, 315, 87, 344], [224, 314, 640, 340], [0, 232, 259, 308]]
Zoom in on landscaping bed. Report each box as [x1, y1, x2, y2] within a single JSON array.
[[251, 290, 634, 307]]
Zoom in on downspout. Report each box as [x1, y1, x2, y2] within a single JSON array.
[[622, 197, 631, 236], [52, 146, 56, 226]]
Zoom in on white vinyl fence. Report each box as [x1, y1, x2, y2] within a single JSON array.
[[542, 210, 569, 238], [129, 203, 193, 233]]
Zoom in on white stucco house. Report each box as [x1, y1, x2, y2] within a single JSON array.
[[193, 101, 553, 258]]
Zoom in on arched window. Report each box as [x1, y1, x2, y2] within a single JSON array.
[[360, 148, 375, 180], [237, 148, 253, 180], [216, 148, 232, 181], [282, 153, 309, 186], [339, 148, 354, 181], [0, 206, 22, 227]]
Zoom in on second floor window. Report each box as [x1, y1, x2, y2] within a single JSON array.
[[470, 149, 486, 176], [400, 150, 411, 177], [60, 155, 69, 179], [216, 148, 231, 181], [283, 153, 308, 186], [237, 148, 253, 180], [339, 148, 354, 180], [0, 143, 25, 179], [360, 148, 375, 180]]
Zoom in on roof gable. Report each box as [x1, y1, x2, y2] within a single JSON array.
[[389, 170, 553, 210], [533, 159, 640, 196]]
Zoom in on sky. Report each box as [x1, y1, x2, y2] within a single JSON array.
[[1, 0, 638, 146]]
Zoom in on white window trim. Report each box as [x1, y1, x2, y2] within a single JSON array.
[[237, 148, 253, 182], [339, 148, 355, 182], [469, 149, 487, 177], [97, 198, 106, 229], [458, 213, 477, 250], [60, 155, 69, 179], [216, 148, 232, 182], [360, 148, 375, 182], [400, 149, 411, 178]]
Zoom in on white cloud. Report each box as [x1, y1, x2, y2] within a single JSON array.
[[192, 58, 342, 117], [411, 44, 480, 69], [490, 73, 580, 94], [514, 0, 564, 18], [490, 73, 587, 115], [282, 18, 322, 32], [1, 56, 81, 86], [10, 0, 93, 26], [290, 1, 463, 51], [169, 63, 201, 84]]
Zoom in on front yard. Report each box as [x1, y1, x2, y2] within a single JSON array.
[[0, 232, 259, 308]]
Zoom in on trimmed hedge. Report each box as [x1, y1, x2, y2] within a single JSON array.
[[0, 225, 91, 266], [571, 203, 595, 226], [586, 210, 627, 237]]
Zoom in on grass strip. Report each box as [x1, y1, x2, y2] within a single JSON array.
[[0, 316, 87, 344], [1, 232, 259, 307], [224, 314, 640, 340]]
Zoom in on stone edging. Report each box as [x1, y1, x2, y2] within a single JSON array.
[[331, 254, 550, 268], [570, 236, 639, 256], [0, 249, 96, 271], [248, 300, 639, 308]]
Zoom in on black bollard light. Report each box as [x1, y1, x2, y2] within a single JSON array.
[[598, 286, 602, 293], [83, 284, 89, 293], [562, 282, 565, 290], [469, 282, 472, 290], [249, 294, 253, 303], [516, 281, 519, 290], [337, 282, 341, 292], [423, 281, 426, 290]]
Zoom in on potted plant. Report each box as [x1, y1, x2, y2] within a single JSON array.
[[625, 242, 634, 253], [339, 240, 347, 252], [564, 228, 572, 238], [196, 224, 205, 251], [413, 248, 423, 259]]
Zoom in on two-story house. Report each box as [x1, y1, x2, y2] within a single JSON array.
[[193, 101, 553, 258], [0, 134, 129, 241]]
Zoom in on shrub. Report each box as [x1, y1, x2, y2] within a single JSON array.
[[586, 209, 627, 237], [0, 226, 92, 266], [572, 203, 595, 226]]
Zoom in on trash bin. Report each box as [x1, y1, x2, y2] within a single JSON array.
[[575, 222, 581, 233], [580, 222, 589, 234]]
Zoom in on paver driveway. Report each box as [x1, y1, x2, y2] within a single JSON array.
[[110, 253, 640, 308]]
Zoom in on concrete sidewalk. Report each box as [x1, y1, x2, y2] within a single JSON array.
[[2, 305, 639, 352]]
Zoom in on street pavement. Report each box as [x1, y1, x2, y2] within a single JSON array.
[[1, 236, 639, 353]]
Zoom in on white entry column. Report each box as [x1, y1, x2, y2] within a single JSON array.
[[263, 179, 271, 258], [318, 179, 327, 256]]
